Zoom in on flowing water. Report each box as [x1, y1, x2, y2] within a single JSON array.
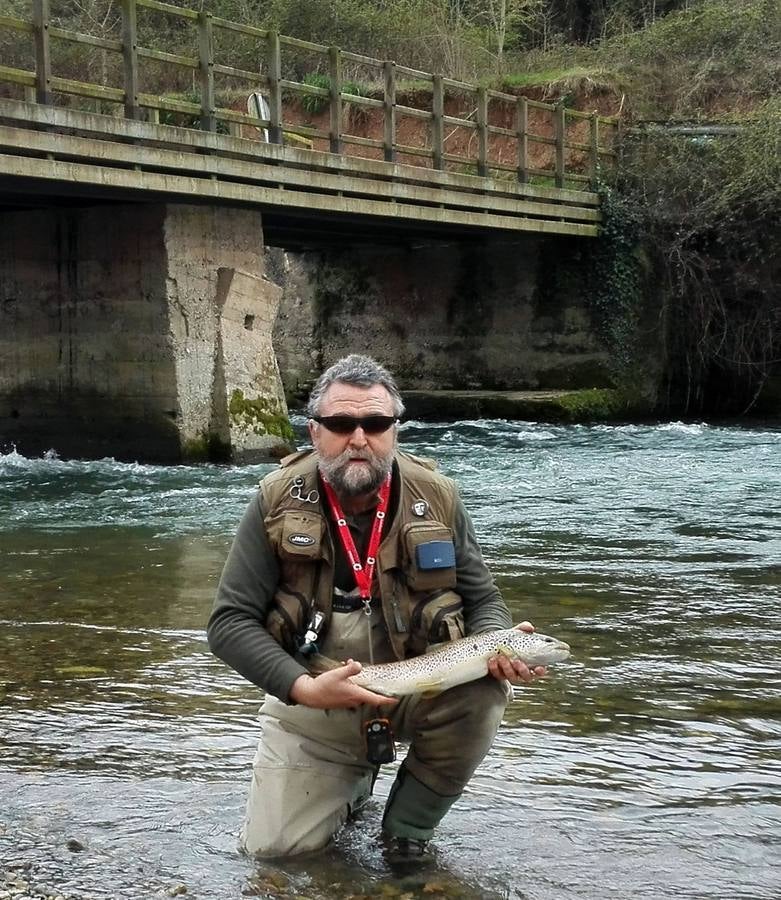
[[1, 420, 780, 900]]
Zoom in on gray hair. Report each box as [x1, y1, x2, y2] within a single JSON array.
[[306, 354, 405, 418]]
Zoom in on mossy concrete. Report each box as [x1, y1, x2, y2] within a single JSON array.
[[403, 388, 651, 423]]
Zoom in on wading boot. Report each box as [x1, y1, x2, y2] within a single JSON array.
[[381, 833, 435, 876], [381, 763, 458, 875]]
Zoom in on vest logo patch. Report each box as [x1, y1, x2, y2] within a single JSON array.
[[288, 533, 316, 547], [412, 500, 429, 517]]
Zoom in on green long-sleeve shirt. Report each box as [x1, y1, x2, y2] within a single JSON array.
[[207, 464, 511, 702]]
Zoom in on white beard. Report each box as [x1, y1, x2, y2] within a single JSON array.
[[318, 447, 394, 497]]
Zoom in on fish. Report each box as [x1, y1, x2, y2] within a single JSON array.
[[310, 624, 571, 698]]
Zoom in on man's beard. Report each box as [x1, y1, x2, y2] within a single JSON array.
[[318, 446, 394, 498]]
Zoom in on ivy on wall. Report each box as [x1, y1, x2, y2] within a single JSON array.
[[581, 182, 647, 384]]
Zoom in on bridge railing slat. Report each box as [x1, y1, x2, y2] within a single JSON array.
[[0, 65, 36, 88], [210, 18, 268, 40], [0, 15, 34, 34], [47, 26, 123, 53], [136, 46, 198, 70], [49, 76, 125, 104], [135, 0, 198, 21]]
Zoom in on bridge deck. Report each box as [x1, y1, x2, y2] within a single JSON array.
[[0, 99, 600, 248]]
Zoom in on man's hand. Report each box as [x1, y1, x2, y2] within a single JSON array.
[[486, 620, 547, 685], [289, 659, 399, 709]]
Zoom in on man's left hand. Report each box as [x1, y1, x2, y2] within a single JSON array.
[[486, 620, 547, 684]]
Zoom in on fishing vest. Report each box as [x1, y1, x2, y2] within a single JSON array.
[[260, 448, 465, 661]]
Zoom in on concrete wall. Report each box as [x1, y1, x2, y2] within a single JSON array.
[[0, 203, 291, 462], [213, 268, 290, 463], [273, 237, 611, 401]]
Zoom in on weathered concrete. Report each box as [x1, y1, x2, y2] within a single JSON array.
[[273, 238, 612, 403], [0, 203, 293, 462], [213, 268, 292, 462]]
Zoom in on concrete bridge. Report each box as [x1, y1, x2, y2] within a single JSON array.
[[0, 0, 618, 463]]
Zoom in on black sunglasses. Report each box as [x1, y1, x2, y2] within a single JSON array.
[[311, 415, 399, 435]]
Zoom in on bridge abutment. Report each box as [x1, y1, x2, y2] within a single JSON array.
[[0, 203, 291, 463]]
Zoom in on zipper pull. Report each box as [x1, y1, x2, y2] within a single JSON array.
[[390, 590, 407, 633]]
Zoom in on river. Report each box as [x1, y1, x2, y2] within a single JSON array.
[[1, 419, 779, 900]]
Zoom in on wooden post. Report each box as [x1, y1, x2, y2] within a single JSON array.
[[589, 112, 600, 189], [329, 46, 342, 154], [476, 86, 488, 177], [267, 30, 282, 145], [432, 75, 444, 171], [32, 0, 51, 105], [121, 0, 140, 120], [198, 11, 215, 132], [554, 100, 566, 188], [516, 96, 528, 184], [383, 61, 396, 163]]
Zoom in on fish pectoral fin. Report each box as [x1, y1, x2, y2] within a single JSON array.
[[416, 679, 445, 699], [307, 653, 343, 675], [496, 644, 517, 660]]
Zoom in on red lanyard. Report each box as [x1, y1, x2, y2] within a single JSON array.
[[321, 473, 392, 601]]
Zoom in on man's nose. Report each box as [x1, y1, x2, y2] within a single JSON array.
[[348, 426, 368, 446]]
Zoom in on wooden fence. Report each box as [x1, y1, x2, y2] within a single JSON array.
[[0, 0, 618, 189]]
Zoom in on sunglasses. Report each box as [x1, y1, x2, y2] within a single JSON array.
[[312, 415, 399, 435]]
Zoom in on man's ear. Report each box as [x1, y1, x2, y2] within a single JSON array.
[[307, 419, 318, 445]]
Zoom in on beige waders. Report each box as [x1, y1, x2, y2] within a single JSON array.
[[240, 608, 509, 857]]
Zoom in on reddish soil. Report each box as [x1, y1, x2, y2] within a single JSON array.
[[234, 81, 624, 181]]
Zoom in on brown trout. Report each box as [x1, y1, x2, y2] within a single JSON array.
[[312, 624, 571, 697]]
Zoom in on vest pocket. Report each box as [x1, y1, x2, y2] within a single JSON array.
[[265, 587, 310, 654], [277, 512, 324, 561], [407, 589, 465, 656], [401, 522, 457, 591]]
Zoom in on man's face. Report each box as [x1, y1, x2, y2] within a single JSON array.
[[309, 382, 398, 498]]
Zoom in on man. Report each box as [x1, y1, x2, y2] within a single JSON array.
[[207, 354, 544, 861]]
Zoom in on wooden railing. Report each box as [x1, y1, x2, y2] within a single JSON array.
[[0, 0, 618, 189]]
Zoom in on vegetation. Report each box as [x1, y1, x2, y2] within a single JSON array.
[[612, 100, 781, 413], [298, 72, 368, 116], [228, 389, 295, 442]]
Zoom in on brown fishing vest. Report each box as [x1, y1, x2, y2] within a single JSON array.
[[260, 448, 466, 661]]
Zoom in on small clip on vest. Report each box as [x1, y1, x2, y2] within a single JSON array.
[[298, 610, 325, 657]]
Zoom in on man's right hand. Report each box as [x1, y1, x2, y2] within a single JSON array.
[[289, 659, 399, 709]]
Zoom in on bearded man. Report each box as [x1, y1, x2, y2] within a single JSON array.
[[207, 354, 544, 863]]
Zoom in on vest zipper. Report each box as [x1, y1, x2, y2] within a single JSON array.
[[389, 583, 407, 633]]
